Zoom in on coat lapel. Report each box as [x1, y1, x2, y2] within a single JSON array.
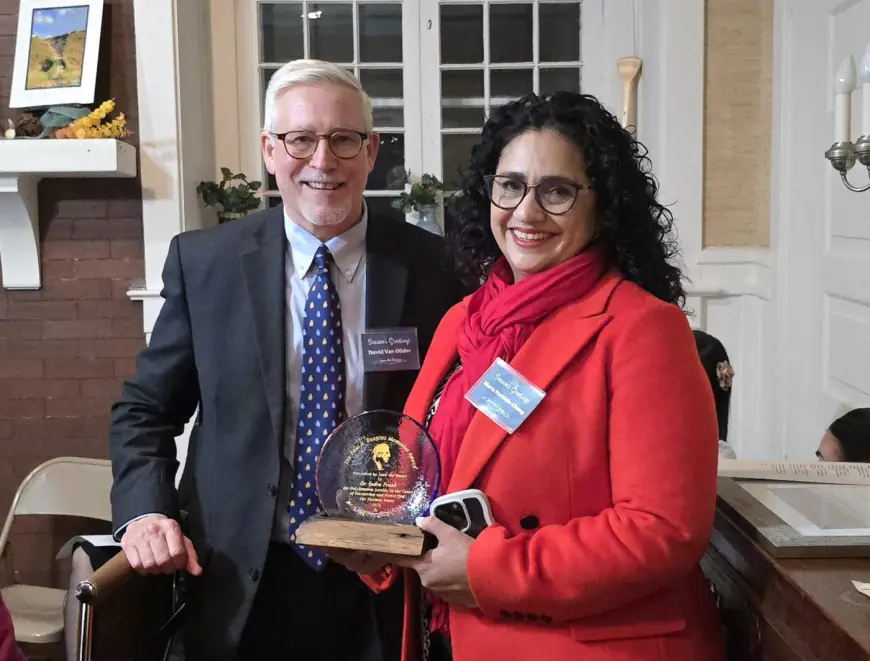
[[403, 305, 466, 426], [240, 207, 287, 446], [363, 218, 409, 411], [447, 272, 623, 492]]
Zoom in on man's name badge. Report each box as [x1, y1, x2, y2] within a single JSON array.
[[465, 358, 546, 433], [361, 328, 421, 372]]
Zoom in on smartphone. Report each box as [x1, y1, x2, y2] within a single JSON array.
[[430, 488, 495, 539]]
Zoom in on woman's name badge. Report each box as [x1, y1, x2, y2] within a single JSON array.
[[465, 358, 546, 433], [361, 328, 421, 372]]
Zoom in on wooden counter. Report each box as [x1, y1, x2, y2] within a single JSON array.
[[703, 503, 870, 660]]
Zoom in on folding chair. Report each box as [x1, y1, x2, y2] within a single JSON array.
[[74, 551, 174, 661], [0, 457, 113, 650]]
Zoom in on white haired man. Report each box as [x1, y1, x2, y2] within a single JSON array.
[[105, 59, 467, 660]]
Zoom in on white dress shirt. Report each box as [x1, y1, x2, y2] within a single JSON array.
[[273, 208, 368, 541]]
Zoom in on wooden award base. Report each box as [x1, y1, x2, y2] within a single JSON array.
[[296, 514, 426, 556]]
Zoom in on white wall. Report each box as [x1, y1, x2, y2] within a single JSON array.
[[635, 2, 777, 459], [131, 0, 217, 481], [686, 251, 774, 459], [645, 0, 870, 462], [768, 0, 870, 460]]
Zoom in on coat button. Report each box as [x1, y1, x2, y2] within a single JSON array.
[[249, 568, 260, 582], [267, 483, 278, 497], [520, 515, 540, 530]]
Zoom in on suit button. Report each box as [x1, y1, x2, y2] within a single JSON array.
[[267, 483, 278, 497], [249, 568, 260, 582], [520, 515, 540, 530]]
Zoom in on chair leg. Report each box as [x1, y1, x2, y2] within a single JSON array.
[[76, 602, 93, 661]]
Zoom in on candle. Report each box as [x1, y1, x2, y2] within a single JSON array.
[[861, 45, 870, 139], [835, 55, 857, 144]]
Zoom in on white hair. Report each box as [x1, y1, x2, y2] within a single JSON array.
[[262, 59, 373, 133]]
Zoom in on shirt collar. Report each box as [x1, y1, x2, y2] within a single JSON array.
[[283, 202, 367, 283]]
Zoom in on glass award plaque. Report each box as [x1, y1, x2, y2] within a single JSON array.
[[295, 409, 441, 556]]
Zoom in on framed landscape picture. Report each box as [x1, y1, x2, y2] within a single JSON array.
[[9, 0, 105, 108]]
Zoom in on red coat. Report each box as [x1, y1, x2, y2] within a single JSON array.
[[0, 593, 25, 661], [365, 271, 724, 661]]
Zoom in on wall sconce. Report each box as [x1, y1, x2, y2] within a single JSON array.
[[825, 47, 870, 192]]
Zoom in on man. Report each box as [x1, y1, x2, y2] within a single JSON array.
[[109, 59, 466, 661]]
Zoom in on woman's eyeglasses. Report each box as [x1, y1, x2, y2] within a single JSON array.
[[272, 130, 369, 160], [483, 174, 593, 215]]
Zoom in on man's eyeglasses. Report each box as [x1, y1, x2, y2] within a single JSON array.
[[272, 130, 370, 160], [483, 174, 593, 215]]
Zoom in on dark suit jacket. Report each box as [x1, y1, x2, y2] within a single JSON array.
[[109, 206, 467, 660]]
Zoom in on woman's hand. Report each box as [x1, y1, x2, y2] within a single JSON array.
[[325, 548, 393, 575], [394, 516, 478, 609]]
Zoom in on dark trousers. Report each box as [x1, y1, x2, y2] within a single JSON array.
[[237, 543, 384, 661], [428, 633, 453, 661]]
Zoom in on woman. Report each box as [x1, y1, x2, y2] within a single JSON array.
[[334, 92, 723, 661], [693, 330, 737, 459], [817, 408, 870, 462]]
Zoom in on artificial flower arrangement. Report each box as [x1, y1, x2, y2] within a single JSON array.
[[53, 99, 128, 139], [2, 99, 129, 140]]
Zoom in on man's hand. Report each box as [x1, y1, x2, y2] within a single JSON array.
[[325, 548, 395, 575], [120, 515, 203, 576]]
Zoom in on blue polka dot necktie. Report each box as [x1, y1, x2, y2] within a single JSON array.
[[288, 244, 345, 570]]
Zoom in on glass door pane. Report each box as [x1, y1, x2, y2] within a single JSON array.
[[421, 0, 584, 223]]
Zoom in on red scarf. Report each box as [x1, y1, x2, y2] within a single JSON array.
[[425, 248, 606, 635]]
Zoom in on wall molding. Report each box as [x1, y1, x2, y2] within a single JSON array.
[[128, 0, 219, 478], [684, 247, 774, 460], [127, 286, 162, 341], [132, 0, 215, 294], [689, 247, 773, 299]]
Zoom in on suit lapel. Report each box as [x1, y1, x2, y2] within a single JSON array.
[[363, 218, 409, 411], [447, 272, 623, 492], [240, 207, 287, 446]]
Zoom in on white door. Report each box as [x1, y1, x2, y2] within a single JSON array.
[[773, 0, 870, 458]]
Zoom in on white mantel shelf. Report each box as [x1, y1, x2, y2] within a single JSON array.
[[0, 139, 138, 290]]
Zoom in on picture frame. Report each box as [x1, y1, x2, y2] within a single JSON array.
[[9, 0, 105, 109], [717, 476, 870, 559]]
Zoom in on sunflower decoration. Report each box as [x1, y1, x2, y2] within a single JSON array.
[[54, 99, 129, 139]]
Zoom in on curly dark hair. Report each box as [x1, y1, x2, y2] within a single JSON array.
[[447, 92, 686, 306]]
